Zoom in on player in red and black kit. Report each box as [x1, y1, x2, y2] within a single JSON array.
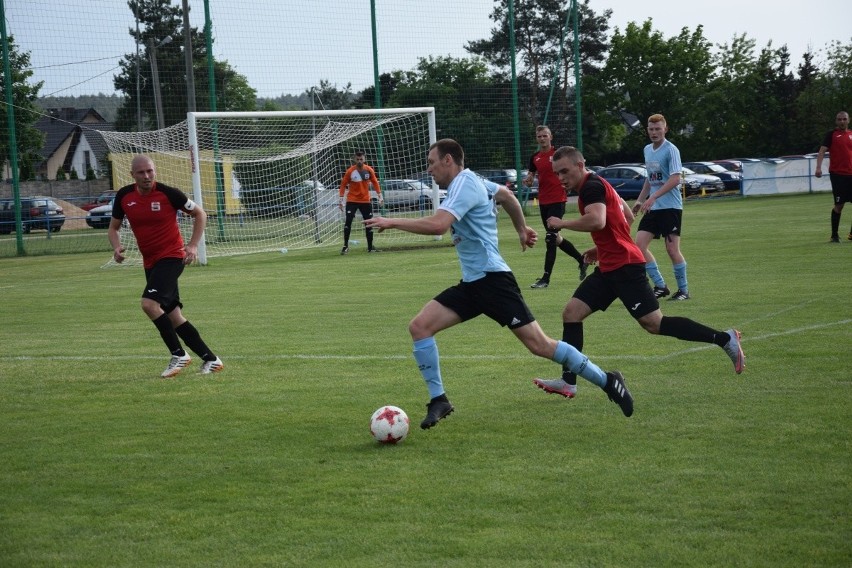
[[815, 111, 852, 242], [532, 146, 744, 402], [108, 155, 223, 378], [524, 126, 587, 288]]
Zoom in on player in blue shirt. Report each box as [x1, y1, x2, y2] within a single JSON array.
[[365, 139, 635, 428], [633, 113, 691, 301]]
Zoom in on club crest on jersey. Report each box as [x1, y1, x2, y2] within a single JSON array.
[[151, 201, 161, 211]]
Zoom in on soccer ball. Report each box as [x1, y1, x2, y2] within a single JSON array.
[[370, 405, 410, 444]]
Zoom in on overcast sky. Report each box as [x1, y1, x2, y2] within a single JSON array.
[[8, 0, 850, 99]]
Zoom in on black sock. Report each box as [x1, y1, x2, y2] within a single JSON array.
[[558, 239, 584, 264], [831, 210, 840, 237], [561, 322, 583, 385], [544, 242, 557, 276], [659, 316, 724, 345], [175, 321, 216, 361], [152, 313, 183, 355]]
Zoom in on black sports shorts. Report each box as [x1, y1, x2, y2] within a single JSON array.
[[830, 173, 852, 204], [637, 208, 683, 239], [572, 263, 659, 320], [539, 202, 567, 233], [434, 271, 535, 329], [143, 257, 184, 313]]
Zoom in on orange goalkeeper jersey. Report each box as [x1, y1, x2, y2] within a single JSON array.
[[339, 164, 381, 203]]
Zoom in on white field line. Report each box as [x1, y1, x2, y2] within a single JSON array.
[[2, 319, 849, 363]]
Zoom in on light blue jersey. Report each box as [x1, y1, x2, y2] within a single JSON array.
[[438, 169, 510, 282], [644, 139, 683, 210]]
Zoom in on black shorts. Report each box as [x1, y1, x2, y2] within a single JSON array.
[[143, 257, 184, 313], [344, 202, 373, 223], [637, 208, 683, 239], [830, 173, 852, 205], [572, 263, 659, 319], [434, 271, 535, 329], [539, 202, 566, 233]]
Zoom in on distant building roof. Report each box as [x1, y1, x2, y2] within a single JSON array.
[[35, 107, 114, 170]]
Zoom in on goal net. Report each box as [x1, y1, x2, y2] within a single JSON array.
[[97, 107, 438, 265]]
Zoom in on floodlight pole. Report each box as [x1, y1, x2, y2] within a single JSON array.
[[149, 35, 172, 130], [181, 0, 196, 113]]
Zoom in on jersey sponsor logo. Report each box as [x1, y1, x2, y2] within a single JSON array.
[[151, 202, 161, 211]]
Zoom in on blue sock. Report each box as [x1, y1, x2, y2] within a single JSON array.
[[673, 261, 688, 293], [552, 341, 606, 387], [646, 261, 666, 288], [413, 337, 444, 399]]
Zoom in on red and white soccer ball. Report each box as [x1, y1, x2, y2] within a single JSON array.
[[370, 405, 410, 444]]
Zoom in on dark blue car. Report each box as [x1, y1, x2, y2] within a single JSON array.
[[595, 165, 647, 200]]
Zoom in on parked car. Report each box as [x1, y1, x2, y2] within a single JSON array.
[[712, 159, 743, 173], [80, 190, 116, 211], [476, 168, 518, 191], [681, 167, 725, 195], [682, 161, 742, 190], [240, 180, 326, 217], [371, 179, 446, 211], [595, 165, 647, 200], [515, 169, 539, 200], [0, 197, 66, 234], [597, 164, 724, 198], [86, 199, 114, 229]]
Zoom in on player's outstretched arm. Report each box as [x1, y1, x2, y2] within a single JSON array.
[[365, 210, 454, 236]]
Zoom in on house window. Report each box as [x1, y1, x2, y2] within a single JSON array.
[[84, 151, 91, 171]]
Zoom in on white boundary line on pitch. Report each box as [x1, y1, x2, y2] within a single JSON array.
[[2, 318, 848, 363]]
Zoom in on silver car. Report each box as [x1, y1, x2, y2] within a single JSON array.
[[371, 179, 446, 211]]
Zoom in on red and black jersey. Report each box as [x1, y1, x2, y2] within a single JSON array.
[[577, 173, 646, 272], [822, 128, 852, 175], [528, 147, 566, 205], [113, 182, 191, 269]]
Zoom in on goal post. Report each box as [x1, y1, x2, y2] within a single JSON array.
[[187, 108, 438, 264], [98, 107, 438, 266]]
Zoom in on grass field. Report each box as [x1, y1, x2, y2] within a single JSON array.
[[1, 193, 849, 567]]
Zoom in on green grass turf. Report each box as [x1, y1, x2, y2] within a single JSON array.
[[0, 193, 849, 567]]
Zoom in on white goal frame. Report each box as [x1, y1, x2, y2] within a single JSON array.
[[187, 108, 437, 264]]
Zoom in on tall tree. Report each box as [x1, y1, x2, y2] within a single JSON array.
[[302, 80, 356, 111], [466, 0, 610, 131], [796, 39, 852, 151], [702, 38, 808, 158], [113, 0, 256, 131], [588, 19, 714, 162], [0, 36, 44, 180], [388, 55, 515, 168]]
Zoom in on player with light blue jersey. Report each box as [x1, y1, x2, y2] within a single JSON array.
[[438, 170, 509, 281], [644, 139, 683, 210], [633, 114, 692, 301], [365, 139, 636, 430]]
